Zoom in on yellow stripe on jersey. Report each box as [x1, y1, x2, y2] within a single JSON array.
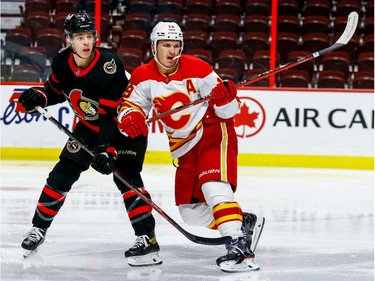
[[121, 101, 147, 117], [168, 121, 202, 152], [220, 122, 228, 182]]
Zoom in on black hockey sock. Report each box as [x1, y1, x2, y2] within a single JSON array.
[[32, 185, 67, 229]]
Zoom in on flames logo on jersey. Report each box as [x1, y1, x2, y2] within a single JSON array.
[[103, 59, 117, 74], [68, 89, 99, 120], [154, 93, 191, 129]]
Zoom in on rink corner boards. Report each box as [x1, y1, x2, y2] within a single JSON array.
[[0, 148, 373, 170]]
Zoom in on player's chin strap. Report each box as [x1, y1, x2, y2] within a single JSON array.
[[67, 38, 84, 59], [34, 105, 231, 246], [73, 50, 84, 59]]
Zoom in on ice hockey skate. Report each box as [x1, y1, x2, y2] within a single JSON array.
[[242, 212, 265, 253], [21, 227, 47, 258], [216, 237, 260, 273], [125, 232, 162, 267]]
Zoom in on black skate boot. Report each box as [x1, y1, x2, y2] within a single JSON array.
[[242, 212, 257, 249], [243, 212, 266, 253], [125, 231, 162, 267], [21, 226, 47, 258], [216, 237, 259, 273]]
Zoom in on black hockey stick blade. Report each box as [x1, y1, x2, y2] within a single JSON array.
[[35, 106, 231, 246]]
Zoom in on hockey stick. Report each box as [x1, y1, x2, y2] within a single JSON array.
[[146, 11, 359, 123], [146, 95, 212, 123], [35, 106, 231, 245]]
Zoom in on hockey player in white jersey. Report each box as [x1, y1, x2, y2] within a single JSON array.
[[116, 21, 262, 272]]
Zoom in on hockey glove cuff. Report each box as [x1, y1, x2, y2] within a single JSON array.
[[91, 145, 117, 175], [117, 108, 148, 138]]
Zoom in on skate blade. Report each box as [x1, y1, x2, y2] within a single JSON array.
[[127, 252, 163, 267], [219, 258, 260, 273], [251, 217, 265, 253], [23, 248, 39, 259]]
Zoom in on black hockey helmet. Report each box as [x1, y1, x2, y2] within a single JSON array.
[[63, 12, 97, 40]]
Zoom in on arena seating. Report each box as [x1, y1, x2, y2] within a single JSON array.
[[1, 0, 373, 89]]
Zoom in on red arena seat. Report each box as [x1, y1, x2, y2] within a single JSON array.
[[183, 30, 209, 52], [184, 14, 211, 32], [11, 64, 41, 82], [316, 70, 347, 88], [210, 31, 239, 59], [351, 71, 374, 89], [215, 49, 246, 81], [185, 0, 212, 15], [36, 28, 64, 61], [212, 14, 241, 33], [279, 69, 311, 88]]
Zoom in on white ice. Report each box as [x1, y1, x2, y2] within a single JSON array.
[[1, 160, 374, 281]]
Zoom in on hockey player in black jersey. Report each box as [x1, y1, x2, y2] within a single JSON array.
[[18, 12, 161, 267]]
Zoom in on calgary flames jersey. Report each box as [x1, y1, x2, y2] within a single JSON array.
[[120, 54, 239, 158]]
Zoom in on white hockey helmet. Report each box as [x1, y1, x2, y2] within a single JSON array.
[[150, 21, 184, 54]]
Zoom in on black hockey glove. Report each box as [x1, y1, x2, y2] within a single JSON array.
[[91, 145, 117, 175], [18, 87, 48, 112]]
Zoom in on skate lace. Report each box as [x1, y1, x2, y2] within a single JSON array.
[[227, 237, 252, 255], [133, 235, 149, 248], [25, 227, 44, 242], [228, 244, 244, 255]]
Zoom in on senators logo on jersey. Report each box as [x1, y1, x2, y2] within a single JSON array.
[[103, 59, 117, 75], [66, 139, 81, 153], [67, 89, 99, 121]]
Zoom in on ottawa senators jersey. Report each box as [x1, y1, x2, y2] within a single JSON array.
[[43, 46, 128, 144], [120, 54, 239, 158]]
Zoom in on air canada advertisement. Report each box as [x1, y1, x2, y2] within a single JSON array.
[[1, 85, 373, 157]]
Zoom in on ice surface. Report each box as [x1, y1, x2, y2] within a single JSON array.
[[1, 161, 373, 281]]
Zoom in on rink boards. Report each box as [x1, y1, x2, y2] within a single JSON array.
[[0, 84, 373, 169]]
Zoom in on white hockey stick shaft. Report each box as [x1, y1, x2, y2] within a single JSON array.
[[146, 12, 358, 123]]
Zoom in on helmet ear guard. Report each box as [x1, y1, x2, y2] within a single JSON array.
[[64, 12, 98, 42]]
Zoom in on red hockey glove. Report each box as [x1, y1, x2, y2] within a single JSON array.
[[18, 87, 48, 112], [212, 80, 237, 106], [91, 145, 117, 175], [118, 108, 148, 138]]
